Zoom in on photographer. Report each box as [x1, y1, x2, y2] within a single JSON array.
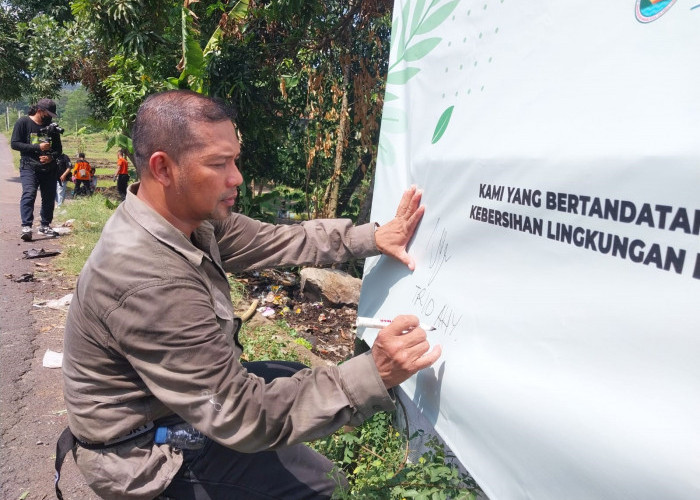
[[11, 98, 63, 241]]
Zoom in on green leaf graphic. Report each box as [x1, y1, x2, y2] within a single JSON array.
[[387, 67, 420, 85], [431, 105, 454, 144], [384, 91, 399, 102], [403, 37, 441, 62], [381, 106, 408, 134], [378, 138, 397, 167], [398, 0, 412, 58], [416, 0, 459, 35], [410, 0, 428, 35]]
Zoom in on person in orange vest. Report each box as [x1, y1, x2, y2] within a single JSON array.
[[114, 149, 130, 200], [72, 153, 93, 197]]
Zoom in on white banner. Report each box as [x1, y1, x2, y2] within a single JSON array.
[[359, 2, 700, 499]]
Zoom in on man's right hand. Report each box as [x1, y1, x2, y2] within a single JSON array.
[[371, 315, 442, 389], [39, 142, 51, 152]]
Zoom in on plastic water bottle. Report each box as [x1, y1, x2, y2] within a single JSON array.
[[154, 423, 207, 450]]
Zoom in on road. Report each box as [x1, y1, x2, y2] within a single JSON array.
[[0, 134, 96, 499]]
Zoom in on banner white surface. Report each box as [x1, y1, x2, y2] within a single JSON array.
[[358, 2, 700, 499]]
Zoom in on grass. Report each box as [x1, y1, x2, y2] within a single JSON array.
[[61, 131, 117, 165], [239, 322, 304, 364], [53, 194, 116, 275]]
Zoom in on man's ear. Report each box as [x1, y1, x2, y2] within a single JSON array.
[[148, 152, 176, 187]]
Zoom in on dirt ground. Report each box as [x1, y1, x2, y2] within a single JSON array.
[[237, 269, 359, 364], [0, 134, 360, 499]]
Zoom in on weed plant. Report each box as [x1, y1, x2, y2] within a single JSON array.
[[312, 411, 479, 499], [238, 321, 303, 364]]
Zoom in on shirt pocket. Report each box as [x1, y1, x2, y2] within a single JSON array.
[[211, 286, 242, 350]]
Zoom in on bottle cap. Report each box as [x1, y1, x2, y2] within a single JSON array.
[[154, 427, 168, 444]]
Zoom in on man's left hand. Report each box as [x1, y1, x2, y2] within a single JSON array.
[[374, 185, 425, 271]]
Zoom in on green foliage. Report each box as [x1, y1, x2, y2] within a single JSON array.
[[54, 194, 116, 275], [26, 0, 392, 222], [0, 8, 29, 101], [61, 130, 116, 163], [58, 87, 94, 132], [236, 180, 282, 223], [226, 273, 247, 307], [71, 0, 173, 57], [293, 336, 313, 350], [311, 412, 479, 499], [103, 54, 164, 135], [3, 0, 73, 24], [238, 321, 303, 364]]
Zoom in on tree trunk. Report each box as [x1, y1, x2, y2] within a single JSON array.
[[321, 62, 350, 218], [336, 153, 372, 217], [357, 166, 375, 225]]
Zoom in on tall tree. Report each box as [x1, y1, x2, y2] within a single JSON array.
[[0, 6, 28, 101], [64, 0, 393, 220]]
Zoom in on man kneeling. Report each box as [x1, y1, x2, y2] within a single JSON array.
[[59, 90, 441, 499]]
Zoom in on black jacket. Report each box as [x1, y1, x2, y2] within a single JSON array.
[[10, 115, 63, 170]]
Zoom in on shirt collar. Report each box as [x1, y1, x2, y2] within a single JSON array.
[[124, 182, 212, 267]]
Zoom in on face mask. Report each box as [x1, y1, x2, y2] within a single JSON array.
[[41, 113, 53, 126]]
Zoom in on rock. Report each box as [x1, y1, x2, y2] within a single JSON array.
[[299, 268, 362, 307]]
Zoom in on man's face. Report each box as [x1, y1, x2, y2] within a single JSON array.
[[168, 119, 243, 226], [38, 109, 53, 126]]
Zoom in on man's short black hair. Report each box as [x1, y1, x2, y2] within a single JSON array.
[[131, 90, 237, 176]]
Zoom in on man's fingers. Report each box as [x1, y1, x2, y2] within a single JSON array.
[[406, 188, 422, 216], [373, 316, 442, 388], [405, 204, 425, 232], [383, 314, 420, 335], [412, 344, 442, 371], [395, 185, 418, 218], [392, 249, 413, 270]]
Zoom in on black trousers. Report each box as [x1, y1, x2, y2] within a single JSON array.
[[160, 361, 347, 500], [19, 162, 56, 227], [117, 173, 129, 199]]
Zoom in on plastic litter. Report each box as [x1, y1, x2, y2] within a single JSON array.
[[22, 248, 60, 259], [42, 349, 63, 368], [33, 293, 73, 310]]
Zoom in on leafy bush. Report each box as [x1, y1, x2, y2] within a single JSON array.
[[312, 411, 479, 499]]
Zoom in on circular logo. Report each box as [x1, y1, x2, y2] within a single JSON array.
[[636, 0, 677, 23]]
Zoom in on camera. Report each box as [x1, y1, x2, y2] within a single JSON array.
[[39, 122, 65, 135]]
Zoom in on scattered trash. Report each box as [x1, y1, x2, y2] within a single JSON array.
[[22, 248, 60, 259], [34, 293, 73, 310], [52, 226, 72, 235], [238, 270, 357, 364], [42, 349, 63, 368], [8, 273, 35, 282], [62, 219, 75, 227], [257, 306, 276, 318]]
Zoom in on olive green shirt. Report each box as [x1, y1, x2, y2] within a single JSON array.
[[62, 184, 394, 499]]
